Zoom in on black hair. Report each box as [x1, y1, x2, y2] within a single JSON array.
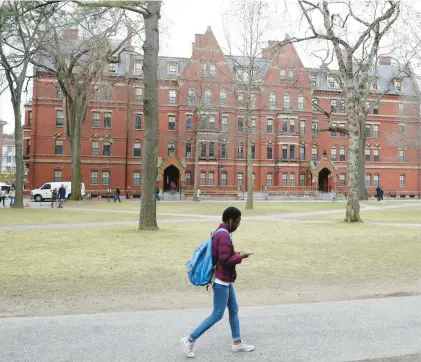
[[222, 206, 241, 222]]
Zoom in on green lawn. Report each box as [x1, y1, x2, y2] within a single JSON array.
[[1, 218, 421, 316]]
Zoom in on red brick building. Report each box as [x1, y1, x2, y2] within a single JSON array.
[[24, 27, 421, 197]]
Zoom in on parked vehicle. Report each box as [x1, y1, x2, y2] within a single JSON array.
[[30, 182, 86, 202]]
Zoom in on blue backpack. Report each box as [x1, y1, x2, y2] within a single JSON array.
[[187, 228, 231, 288]]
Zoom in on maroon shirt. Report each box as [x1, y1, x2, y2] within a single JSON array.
[[212, 223, 243, 283]]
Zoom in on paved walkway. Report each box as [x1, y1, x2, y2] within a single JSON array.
[[1, 296, 421, 361]]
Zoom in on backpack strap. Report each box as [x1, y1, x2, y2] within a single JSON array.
[[206, 228, 231, 291]]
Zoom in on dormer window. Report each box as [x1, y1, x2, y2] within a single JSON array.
[[209, 63, 216, 77], [168, 61, 177, 77], [371, 77, 380, 91], [310, 74, 317, 87], [108, 63, 117, 73], [134, 61, 143, 77], [280, 69, 286, 81], [201, 62, 207, 77], [394, 79, 402, 92], [328, 75, 336, 88]]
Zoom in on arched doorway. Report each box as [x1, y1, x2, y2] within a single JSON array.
[[163, 165, 180, 191], [318, 168, 331, 192]]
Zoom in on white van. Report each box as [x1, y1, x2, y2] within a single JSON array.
[[31, 182, 86, 202]]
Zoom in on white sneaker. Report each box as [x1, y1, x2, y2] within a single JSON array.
[[180, 336, 195, 358], [232, 342, 255, 353]]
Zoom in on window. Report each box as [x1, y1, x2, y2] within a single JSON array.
[[300, 120, 306, 135], [300, 173, 306, 186], [340, 174, 346, 187], [200, 115, 207, 129], [168, 62, 177, 76], [169, 89, 177, 104], [94, 86, 101, 101], [310, 74, 317, 87], [298, 96, 304, 110], [91, 170, 98, 185], [365, 149, 371, 161], [284, 93, 290, 109], [374, 174, 380, 187], [331, 123, 337, 137], [134, 61, 143, 76], [134, 141, 141, 157], [92, 140, 99, 156], [399, 149, 405, 162], [267, 119, 273, 133], [238, 143, 244, 159], [251, 94, 256, 108], [339, 123, 346, 137], [168, 143, 175, 155], [266, 173, 273, 186], [251, 118, 256, 134], [57, 87, 63, 99], [104, 112, 112, 128], [56, 110, 64, 127], [26, 140, 31, 155], [209, 142, 215, 158], [108, 63, 117, 73], [398, 103, 404, 115], [185, 172, 191, 185], [373, 124, 379, 138], [282, 173, 288, 186], [185, 114, 192, 131], [135, 114, 142, 129], [208, 172, 214, 185], [267, 144, 273, 159], [290, 119, 295, 133], [312, 98, 318, 111], [312, 121, 319, 136], [373, 148, 379, 162], [221, 172, 227, 186], [133, 171, 141, 186], [221, 144, 227, 158], [168, 115, 176, 131], [280, 69, 286, 81], [312, 146, 318, 161], [394, 79, 402, 92], [399, 124, 405, 133], [282, 144, 288, 159], [288, 70, 294, 82], [340, 147, 346, 161], [290, 173, 295, 186], [331, 99, 337, 112], [204, 89, 211, 105], [237, 118, 244, 132], [331, 147, 337, 161], [222, 116, 228, 132], [237, 93, 244, 106], [185, 143, 192, 157], [282, 119, 288, 133], [54, 170, 62, 182], [400, 174, 406, 187], [269, 93, 276, 108], [135, 88, 143, 103], [365, 124, 371, 137], [200, 171, 206, 185], [102, 171, 110, 185], [252, 144, 256, 159], [104, 87, 112, 101], [55, 139, 63, 155], [328, 75, 335, 88], [373, 104, 379, 114], [365, 174, 371, 187], [92, 111, 100, 128], [209, 63, 216, 77], [28, 111, 32, 126], [300, 146, 305, 160], [201, 62, 207, 76], [200, 143, 207, 157], [290, 145, 296, 159], [209, 115, 215, 130], [237, 173, 243, 186], [371, 78, 379, 91], [339, 101, 345, 113], [220, 90, 227, 106], [103, 141, 111, 156], [188, 88, 195, 105]]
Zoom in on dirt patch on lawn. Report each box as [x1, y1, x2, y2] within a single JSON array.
[[2, 280, 421, 318]]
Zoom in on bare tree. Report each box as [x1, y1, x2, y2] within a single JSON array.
[[287, 0, 400, 222], [33, 7, 132, 201], [0, 0, 59, 208]]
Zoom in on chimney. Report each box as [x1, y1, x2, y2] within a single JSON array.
[[63, 29, 78, 40], [379, 56, 391, 65]]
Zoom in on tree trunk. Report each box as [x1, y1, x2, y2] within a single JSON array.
[[13, 105, 24, 208], [192, 129, 199, 201], [245, 123, 253, 209], [345, 98, 362, 222], [69, 111, 82, 201], [358, 135, 368, 200], [139, 1, 161, 230]]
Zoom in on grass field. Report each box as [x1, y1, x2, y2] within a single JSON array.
[[1, 214, 421, 316]]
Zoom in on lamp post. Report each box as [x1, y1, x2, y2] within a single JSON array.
[[107, 139, 114, 202]]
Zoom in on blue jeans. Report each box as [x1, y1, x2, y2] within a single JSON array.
[[189, 283, 241, 342]]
